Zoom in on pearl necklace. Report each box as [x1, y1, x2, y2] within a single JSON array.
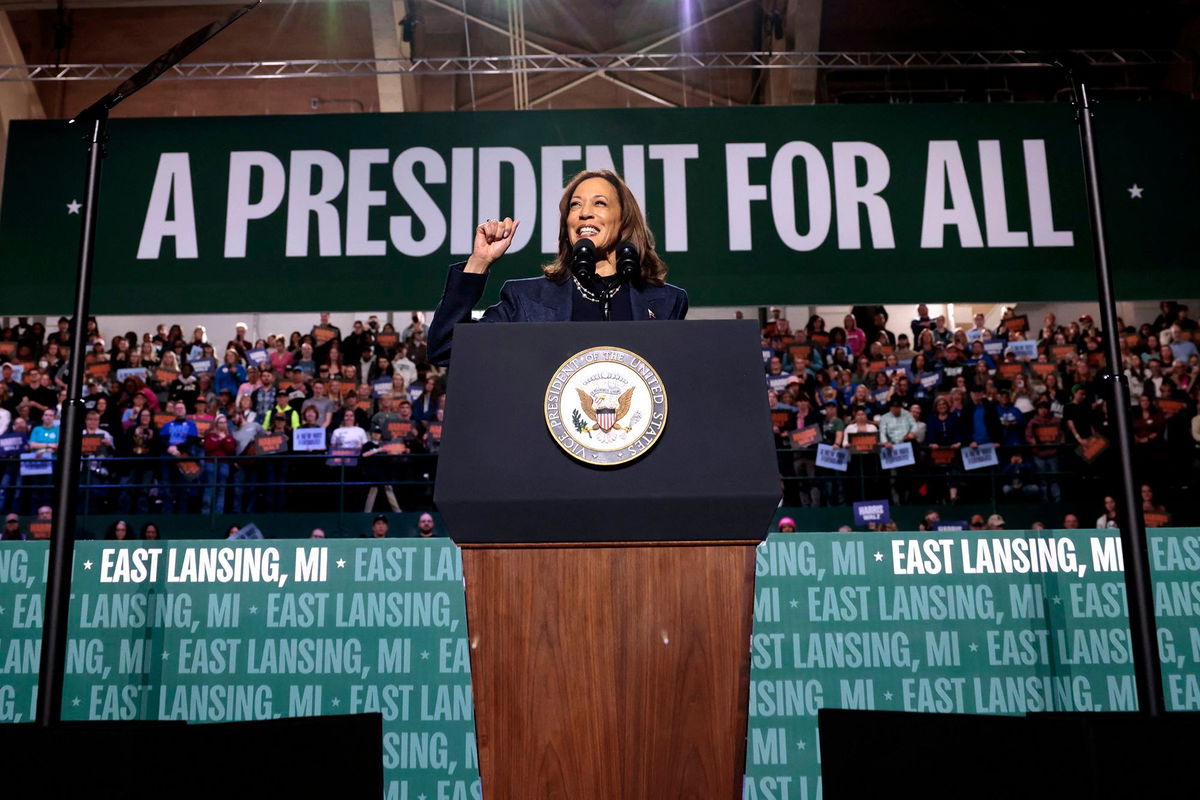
[[571, 274, 621, 303]]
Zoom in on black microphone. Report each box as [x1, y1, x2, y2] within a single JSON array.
[[615, 241, 639, 281], [571, 238, 597, 284]]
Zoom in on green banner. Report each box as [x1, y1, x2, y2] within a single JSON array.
[[744, 529, 1200, 800], [0, 540, 480, 800], [2, 103, 1197, 313]]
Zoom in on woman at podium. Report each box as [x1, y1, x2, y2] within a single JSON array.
[[428, 169, 688, 364]]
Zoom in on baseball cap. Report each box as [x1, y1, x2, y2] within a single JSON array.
[[987, 514, 1006, 527], [373, 514, 388, 524], [969, 514, 985, 525]]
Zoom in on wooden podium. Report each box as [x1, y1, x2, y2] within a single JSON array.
[[437, 322, 779, 799]]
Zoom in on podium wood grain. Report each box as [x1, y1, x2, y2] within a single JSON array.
[[461, 542, 756, 800]]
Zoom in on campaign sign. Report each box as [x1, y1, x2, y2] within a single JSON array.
[[983, 340, 1006, 357], [246, 348, 269, 366], [878, 442, 916, 469], [0, 433, 25, 454], [115, 367, 147, 382], [292, 427, 326, 452], [852, 500, 891, 526], [965, 328, 986, 343], [372, 378, 394, 397], [961, 443, 1000, 471], [935, 520, 968, 531], [919, 371, 941, 390], [790, 425, 820, 449], [188, 357, 216, 375], [815, 444, 849, 472], [1006, 341, 1038, 360], [20, 452, 53, 476]]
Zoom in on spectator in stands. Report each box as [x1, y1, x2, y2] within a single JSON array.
[[159, 401, 199, 513], [370, 514, 390, 538], [1132, 394, 1166, 474], [412, 376, 440, 422], [214, 349, 246, 397], [302, 379, 336, 428], [1024, 401, 1063, 503], [1000, 454, 1040, 502], [963, 386, 1001, 450], [105, 520, 131, 540], [986, 513, 1006, 530], [415, 511, 437, 538], [843, 314, 866, 356], [80, 409, 115, 512], [120, 407, 158, 514], [2, 513, 22, 540], [362, 426, 401, 512], [295, 342, 317, 376], [1096, 496, 1119, 529], [925, 396, 964, 504], [1062, 514, 1081, 529], [202, 415, 236, 514]]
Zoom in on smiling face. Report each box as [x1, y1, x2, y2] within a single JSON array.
[[566, 176, 622, 254]]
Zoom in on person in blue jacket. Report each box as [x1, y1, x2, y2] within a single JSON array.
[[428, 169, 688, 365]]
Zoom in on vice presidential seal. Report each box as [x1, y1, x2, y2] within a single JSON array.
[[544, 346, 667, 465]]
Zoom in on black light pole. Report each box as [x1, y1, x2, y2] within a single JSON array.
[[33, 0, 261, 728], [35, 111, 107, 728], [1066, 65, 1164, 717]]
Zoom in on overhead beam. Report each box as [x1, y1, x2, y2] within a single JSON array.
[[767, 0, 823, 105], [527, 0, 756, 107], [368, 0, 418, 112], [0, 11, 45, 207]]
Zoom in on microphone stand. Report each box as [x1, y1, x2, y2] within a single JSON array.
[[36, 1, 261, 729]]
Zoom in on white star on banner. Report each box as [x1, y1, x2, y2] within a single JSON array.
[[796, 740, 807, 751], [0, 606, 5, 615], [789, 599, 799, 608], [873, 552, 884, 562], [418, 795, 427, 800], [248, 606, 258, 614], [336, 558, 346, 568], [71, 697, 81, 707], [330, 697, 340, 707], [1053, 596, 1062, 605], [83, 560, 93, 570], [1127, 184, 1144, 199], [161, 652, 170, 660], [883, 691, 894, 701], [420, 650, 430, 660], [969, 642, 979, 652], [66, 200, 81, 214]]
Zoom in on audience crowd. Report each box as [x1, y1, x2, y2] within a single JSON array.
[[1, 301, 1196, 533], [762, 301, 1200, 527], [0, 312, 443, 521]]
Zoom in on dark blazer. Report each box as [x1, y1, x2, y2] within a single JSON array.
[[428, 262, 689, 365]]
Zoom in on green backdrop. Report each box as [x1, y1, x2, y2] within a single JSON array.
[[2, 103, 1196, 313]]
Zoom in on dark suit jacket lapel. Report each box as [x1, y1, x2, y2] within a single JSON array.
[[535, 278, 573, 322], [630, 284, 666, 321]]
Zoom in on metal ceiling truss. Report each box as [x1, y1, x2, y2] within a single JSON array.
[[0, 49, 1185, 83]]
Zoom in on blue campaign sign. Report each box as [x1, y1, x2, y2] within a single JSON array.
[[962, 443, 1000, 471], [189, 357, 216, 375], [0, 433, 25, 454], [292, 427, 327, 452], [919, 371, 942, 390], [815, 444, 849, 472], [983, 340, 1006, 357], [878, 442, 916, 469], [936, 521, 969, 531], [1006, 341, 1038, 360], [852, 500, 891, 526], [246, 348, 269, 366]]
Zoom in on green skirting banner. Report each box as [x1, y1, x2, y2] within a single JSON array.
[[2, 103, 1197, 313], [0, 540, 480, 800], [744, 529, 1200, 800]]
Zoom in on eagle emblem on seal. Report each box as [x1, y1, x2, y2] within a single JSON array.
[[575, 387, 635, 434]]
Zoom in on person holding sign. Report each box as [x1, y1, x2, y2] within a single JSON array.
[[201, 415, 236, 515], [158, 401, 200, 513], [80, 409, 115, 512], [427, 169, 688, 365], [1024, 401, 1063, 503]]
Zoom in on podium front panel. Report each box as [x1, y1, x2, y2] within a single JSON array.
[[435, 320, 778, 543]]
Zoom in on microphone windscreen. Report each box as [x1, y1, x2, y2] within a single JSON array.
[[616, 241, 639, 279]]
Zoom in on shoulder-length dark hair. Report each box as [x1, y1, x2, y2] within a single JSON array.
[[543, 169, 668, 287]]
